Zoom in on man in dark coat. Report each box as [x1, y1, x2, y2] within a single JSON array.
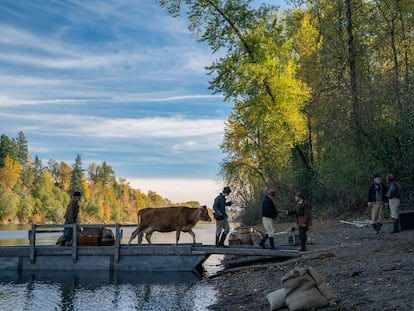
[[213, 186, 233, 247], [61, 191, 81, 246], [258, 188, 278, 250]]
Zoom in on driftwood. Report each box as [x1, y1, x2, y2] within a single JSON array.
[[339, 220, 372, 228]]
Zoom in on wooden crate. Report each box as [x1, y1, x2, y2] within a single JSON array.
[[229, 238, 241, 245], [400, 211, 414, 231], [78, 235, 99, 246]]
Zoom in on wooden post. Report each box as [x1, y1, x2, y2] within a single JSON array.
[[72, 224, 78, 262], [114, 224, 121, 263], [29, 224, 36, 263]]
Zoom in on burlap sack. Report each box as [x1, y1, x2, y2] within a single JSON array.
[[281, 267, 337, 310], [266, 288, 286, 310]]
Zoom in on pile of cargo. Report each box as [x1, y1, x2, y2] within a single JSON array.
[[78, 226, 115, 246]]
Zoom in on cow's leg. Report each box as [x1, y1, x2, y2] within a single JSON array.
[[188, 229, 196, 246], [175, 230, 181, 245], [127, 228, 140, 246], [145, 231, 153, 244]]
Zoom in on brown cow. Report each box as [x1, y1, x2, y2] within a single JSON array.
[[127, 205, 211, 246]]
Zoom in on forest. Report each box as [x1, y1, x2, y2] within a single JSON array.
[[159, 0, 414, 224], [1, 0, 413, 225], [0, 131, 200, 224]]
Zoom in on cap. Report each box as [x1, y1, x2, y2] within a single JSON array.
[[267, 188, 276, 196], [73, 191, 82, 197], [373, 173, 381, 179], [223, 186, 231, 194]]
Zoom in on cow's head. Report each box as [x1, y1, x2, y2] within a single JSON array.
[[200, 205, 212, 222]]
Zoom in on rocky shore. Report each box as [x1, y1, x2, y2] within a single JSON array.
[[204, 219, 414, 310]]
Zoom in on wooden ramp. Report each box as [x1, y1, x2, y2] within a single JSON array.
[[193, 245, 300, 258]]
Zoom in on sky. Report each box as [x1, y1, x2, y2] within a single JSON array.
[[0, 0, 284, 206]]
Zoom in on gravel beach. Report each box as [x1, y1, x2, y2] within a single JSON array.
[[204, 219, 414, 310]]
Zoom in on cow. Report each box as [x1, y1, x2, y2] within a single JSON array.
[[127, 205, 211, 246]]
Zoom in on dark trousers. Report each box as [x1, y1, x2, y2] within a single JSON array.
[[299, 226, 308, 250], [62, 220, 73, 242]]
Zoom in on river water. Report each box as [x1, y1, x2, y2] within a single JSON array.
[[0, 223, 228, 311]]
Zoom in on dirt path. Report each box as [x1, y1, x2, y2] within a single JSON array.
[[205, 220, 414, 310]]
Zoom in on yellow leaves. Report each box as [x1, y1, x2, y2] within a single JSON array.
[[0, 156, 21, 190], [293, 13, 323, 61]]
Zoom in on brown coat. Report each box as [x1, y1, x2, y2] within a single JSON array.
[[288, 200, 312, 227], [64, 200, 80, 223]]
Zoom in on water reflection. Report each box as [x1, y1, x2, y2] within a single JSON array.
[[0, 270, 217, 311], [0, 223, 228, 310]]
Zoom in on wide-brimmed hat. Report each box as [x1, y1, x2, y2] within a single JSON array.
[[223, 186, 231, 194], [73, 191, 82, 197]]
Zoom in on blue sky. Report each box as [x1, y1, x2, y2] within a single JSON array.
[[0, 0, 283, 205]]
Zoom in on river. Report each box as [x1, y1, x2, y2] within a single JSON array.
[[0, 223, 228, 311]]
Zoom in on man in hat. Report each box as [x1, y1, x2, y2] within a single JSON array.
[[367, 174, 388, 234], [61, 191, 82, 246], [213, 186, 233, 247]]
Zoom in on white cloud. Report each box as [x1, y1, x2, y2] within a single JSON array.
[[0, 112, 225, 139], [127, 177, 225, 206]]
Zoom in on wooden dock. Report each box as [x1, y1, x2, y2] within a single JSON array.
[[0, 224, 300, 273]]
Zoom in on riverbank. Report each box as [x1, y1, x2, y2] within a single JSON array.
[[205, 219, 414, 310]]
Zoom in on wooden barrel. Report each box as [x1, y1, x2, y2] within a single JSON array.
[[238, 232, 252, 244], [99, 228, 115, 246], [236, 226, 254, 234], [235, 227, 253, 244]]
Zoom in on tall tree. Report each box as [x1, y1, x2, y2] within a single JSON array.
[[15, 131, 28, 167], [70, 154, 84, 195], [160, 0, 309, 213], [0, 134, 17, 166]]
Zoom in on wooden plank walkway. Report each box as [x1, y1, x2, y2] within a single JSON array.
[[193, 245, 300, 258]]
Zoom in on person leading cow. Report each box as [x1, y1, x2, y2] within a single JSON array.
[[213, 186, 233, 247]]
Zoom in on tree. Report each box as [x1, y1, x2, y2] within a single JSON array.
[[15, 131, 28, 167], [0, 156, 21, 190], [148, 191, 165, 208], [0, 134, 17, 166], [70, 154, 84, 195], [160, 0, 309, 214]]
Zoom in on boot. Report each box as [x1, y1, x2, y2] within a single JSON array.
[[372, 223, 378, 234], [390, 219, 400, 234], [258, 234, 268, 248], [219, 233, 227, 247], [215, 235, 220, 247], [269, 237, 276, 250], [60, 240, 66, 246], [377, 223, 382, 233]]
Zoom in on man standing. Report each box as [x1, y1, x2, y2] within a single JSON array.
[[258, 188, 278, 250], [213, 186, 232, 247], [61, 191, 82, 246], [386, 174, 401, 234], [287, 191, 312, 251], [368, 174, 388, 234]]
